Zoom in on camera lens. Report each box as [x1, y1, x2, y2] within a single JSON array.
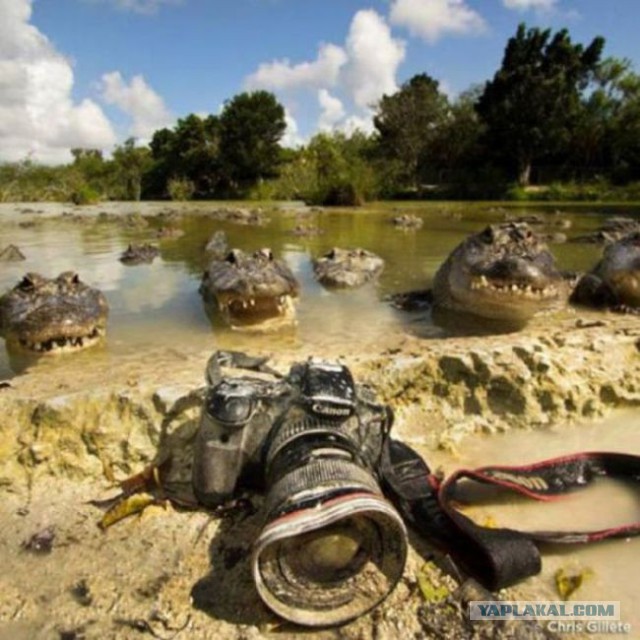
[[279, 522, 365, 582], [252, 472, 407, 626]]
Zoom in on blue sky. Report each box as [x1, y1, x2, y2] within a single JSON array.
[[3, 0, 640, 163]]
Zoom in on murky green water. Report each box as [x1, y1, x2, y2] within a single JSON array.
[[0, 200, 638, 378]]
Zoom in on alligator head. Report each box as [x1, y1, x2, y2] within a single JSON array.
[[571, 231, 640, 310], [432, 222, 565, 322], [119, 243, 160, 265], [313, 247, 385, 288], [0, 272, 109, 354], [200, 248, 299, 329]]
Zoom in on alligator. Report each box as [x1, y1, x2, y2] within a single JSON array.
[[312, 247, 385, 288], [570, 231, 640, 312], [571, 217, 640, 245], [204, 230, 228, 260], [0, 272, 109, 354], [200, 248, 299, 329], [119, 244, 160, 265], [430, 222, 567, 322], [391, 214, 423, 230]]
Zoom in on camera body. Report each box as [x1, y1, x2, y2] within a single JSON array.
[[192, 359, 391, 508], [192, 356, 407, 627]]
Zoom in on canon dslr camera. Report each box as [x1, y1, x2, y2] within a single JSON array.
[[192, 354, 407, 626]]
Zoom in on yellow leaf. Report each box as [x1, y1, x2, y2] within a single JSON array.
[[99, 493, 157, 530]]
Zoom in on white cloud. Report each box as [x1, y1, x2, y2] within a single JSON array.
[[343, 10, 406, 110], [0, 0, 116, 163], [245, 43, 347, 92], [340, 114, 376, 136], [317, 89, 345, 131], [87, 0, 184, 15], [390, 0, 486, 43], [281, 108, 305, 148], [243, 9, 405, 141], [99, 71, 173, 139], [502, 0, 557, 10]]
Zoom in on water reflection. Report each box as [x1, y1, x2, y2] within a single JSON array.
[[0, 201, 636, 377]]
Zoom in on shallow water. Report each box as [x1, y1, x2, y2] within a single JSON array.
[[421, 411, 640, 634], [1, 200, 637, 378], [1, 201, 639, 635]]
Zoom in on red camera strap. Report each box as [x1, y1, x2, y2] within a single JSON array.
[[381, 441, 640, 591]]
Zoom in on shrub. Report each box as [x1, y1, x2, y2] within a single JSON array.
[[70, 184, 100, 205], [167, 177, 195, 201]]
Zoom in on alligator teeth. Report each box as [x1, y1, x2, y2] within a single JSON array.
[[20, 330, 102, 354]]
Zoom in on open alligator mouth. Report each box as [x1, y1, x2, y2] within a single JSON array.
[[431, 222, 567, 323], [469, 275, 560, 300], [201, 248, 300, 331], [16, 327, 105, 354], [0, 272, 109, 355], [217, 294, 296, 330]]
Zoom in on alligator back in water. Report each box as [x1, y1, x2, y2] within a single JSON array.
[[0, 272, 108, 354], [200, 248, 299, 330], [432, 222, 566, 322]]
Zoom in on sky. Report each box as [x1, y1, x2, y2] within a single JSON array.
[[2, 0, 640, 164]]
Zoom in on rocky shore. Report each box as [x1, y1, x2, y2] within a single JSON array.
[[1, 314, 639, 639]]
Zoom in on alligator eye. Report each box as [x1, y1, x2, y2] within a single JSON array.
[[18, 275, 35, 291], [480, 227, 495, 243], [57, 271, 81, 285]]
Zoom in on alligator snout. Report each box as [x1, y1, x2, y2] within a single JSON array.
[[484, 257, 552, 284]]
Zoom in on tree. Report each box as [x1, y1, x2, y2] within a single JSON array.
[[476, 23, 604, 186], [428, 85, 486, 184], [218, 91, 286, 192], [373, 74, 449, 192], [112, 138, 152, 201], [147, 114, 221, 198], [580, 58, 640, 182]]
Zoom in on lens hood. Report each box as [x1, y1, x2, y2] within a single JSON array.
[[252, 490, 407, 626]]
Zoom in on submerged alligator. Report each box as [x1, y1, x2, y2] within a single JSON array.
[[200, 248, 299, 329], [312, 247, 384, 288], [571, 231, 640, 311], [431, 222, 566, 322], [0, 272, 108, 354], [119, 244, 160, 265]]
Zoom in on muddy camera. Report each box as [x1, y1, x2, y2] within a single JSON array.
[[192, 356, 407, 626]]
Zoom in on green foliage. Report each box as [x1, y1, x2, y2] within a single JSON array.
[[218, 91, 286, 193], [5, 25, 640, 203], [373, 74, 449, 191], [147, 114, 221, 199], [70, 184, 101, 205], [0, 158, 74, 202], [477, 23, 605, 186], [111, 138, 152, 201], [262, 131, 378, 206], [167, 177, 195, 201]]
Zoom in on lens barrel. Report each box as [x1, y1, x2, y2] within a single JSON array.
[[252, 410, 407, 626], [253, 485, 407, 626]]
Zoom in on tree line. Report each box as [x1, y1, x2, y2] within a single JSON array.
[[3, 23, 640, 204]]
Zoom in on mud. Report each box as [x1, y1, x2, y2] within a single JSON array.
[[1, 314, 639, 639]]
